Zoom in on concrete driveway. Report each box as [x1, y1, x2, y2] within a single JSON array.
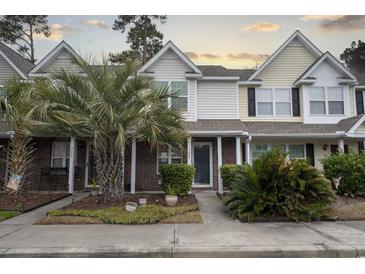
[[1, 192, 365, 257]]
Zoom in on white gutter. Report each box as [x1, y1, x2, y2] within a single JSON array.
[[189, 130, 248, 136], [237, 80, 262, 86], [200, 76, 240, 81]]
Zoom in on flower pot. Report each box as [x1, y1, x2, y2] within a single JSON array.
[[139, 198, 147, 205], [165, 195, 178, 207], [125, 202, 138, 212]]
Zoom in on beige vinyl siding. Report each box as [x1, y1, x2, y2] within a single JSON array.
[[197, 81, 238, 119], [256, 38, 317, 86], [0, 54, 20, 83], [147, 49, 192, 81], [314, 140, 359, 169], [348, 86, 356, 117], [238, 86, 303, 122], [40, 48, 83, 73]]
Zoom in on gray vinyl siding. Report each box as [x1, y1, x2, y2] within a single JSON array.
[[197, 81, 238, 119], [0, 54, 20, 84], [40, 48, 83, 73], [147, 49, 193, 80], [147, 48, 196, 120]]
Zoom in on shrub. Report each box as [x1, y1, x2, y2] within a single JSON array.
[[160, 164, 195, 196], [321, 152, 365, 196], [220, 164, 245, 190], [223, 149, 336, 222]]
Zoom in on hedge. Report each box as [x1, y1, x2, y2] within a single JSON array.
[[160, 164, 195, 196], [220, 164, 245, 190]]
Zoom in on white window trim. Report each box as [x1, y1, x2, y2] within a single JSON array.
[[154, 80, 189, 112], [51, 141, 77, 168], [251, 143, 306, 161], [156, 145, 183, 174], [309, 86, 345, 116], [256, 87, 293, 117]]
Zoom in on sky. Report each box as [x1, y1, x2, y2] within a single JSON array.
[[25, 15, 365, 69]]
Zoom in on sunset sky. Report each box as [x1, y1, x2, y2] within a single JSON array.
[[25, 15, 365, 69]]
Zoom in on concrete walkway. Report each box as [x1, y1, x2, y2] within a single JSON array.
[[1, 192, 365, 257]]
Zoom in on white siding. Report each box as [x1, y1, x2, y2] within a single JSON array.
[[183, 79, 196, 121], [256, 38, 317, 86], [40, 48, 83, 73], [147, 49, 192, 81], [197, 81, 238, 119], [0, 54, 20, 84]]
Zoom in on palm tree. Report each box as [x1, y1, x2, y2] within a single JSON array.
[[0, 79, 36, 199], [29, 59, 188, 201]]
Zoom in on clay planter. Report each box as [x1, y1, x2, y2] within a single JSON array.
[[125, 202, 138, 212], [165, 195, 178, 207]]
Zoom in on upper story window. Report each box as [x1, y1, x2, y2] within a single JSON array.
[[154, 81, 188, 112], [309, 86, 344, 115], [256, 88, 292, 116]]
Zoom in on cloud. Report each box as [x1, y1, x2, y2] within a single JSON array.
[[34, 23, 76, 41], [300, 15, 342, 21], [227, 53, 269, 63], [317, 15, 365, 32], [242, 22, 281, 32], [80, 19, 108, 29], [185, 51, 268, 65]]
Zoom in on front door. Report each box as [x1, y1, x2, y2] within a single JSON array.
[[193, 142, 212, 187]]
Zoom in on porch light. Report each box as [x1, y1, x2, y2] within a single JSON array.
[[323, 144, 328, 151]]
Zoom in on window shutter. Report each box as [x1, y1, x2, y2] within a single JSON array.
[[305, 143, 315, 166], [248, 87, 256, 116], [359, 141, 364, 153], [356, 90, 364, 115], [292, 88, 300, 116]]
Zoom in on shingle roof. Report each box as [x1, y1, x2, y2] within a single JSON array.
[[184, 116, 365, 136], [196, 65, 256, 80], [0, 42, 34, 76]]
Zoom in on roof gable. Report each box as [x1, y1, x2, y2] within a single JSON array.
[[0, 42, 34, 79], [295, 52, 358, 86], [248, 30, 322, 81], [138, 41, 202, 75], [29, 41, 84, 75]]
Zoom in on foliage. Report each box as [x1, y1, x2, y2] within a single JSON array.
[[0, 211, 18, 221], [110, 15, 167, 64], [0, 16, 50, 63], [223, 149, 336, 222], [28, 58, 187, 201], [160, 164, 195, 197], [48, 204, 198, 225], [340, 40, 365, 72], [322, 152, 365, 196], [220, 164, 245, 190]]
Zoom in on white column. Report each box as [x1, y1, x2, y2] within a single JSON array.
[[68, 137, 76, 194], [217, 136, 223, 194], [338, 138, 345, 153], [236, 136, 242, 165], [130, 138, 136, 194], [187, 136, 192, 165], [245, 136, 252, 165]]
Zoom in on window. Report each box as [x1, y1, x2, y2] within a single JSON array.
[[157, 146, 182, 173], [256, 88, 291, 116], [309, 86, 344, 115], [51, 141, 77, 168], [154, 80, 188, 112], [251, 144, 305, 160]]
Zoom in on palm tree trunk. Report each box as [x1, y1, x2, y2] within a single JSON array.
[[95, 141, 125, 202]]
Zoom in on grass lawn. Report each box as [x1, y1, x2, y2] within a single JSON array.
[[0, 211, 18, 222], [36, 193, 202, 225]]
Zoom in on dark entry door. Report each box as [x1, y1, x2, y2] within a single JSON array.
[[193, 143, 212, 186]]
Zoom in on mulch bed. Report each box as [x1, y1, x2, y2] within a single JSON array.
[[63, 193, 198, 210], [0, 192, 69, 212]]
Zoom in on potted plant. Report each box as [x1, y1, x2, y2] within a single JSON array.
[[90, 179, 99, 196], [165, 185, 178, 207]]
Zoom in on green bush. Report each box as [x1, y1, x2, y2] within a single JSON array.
[[220, 164, 245, 190], [223, 149, 336, 222], [321, 152, 365, 196], [160, 164, 195, 196]]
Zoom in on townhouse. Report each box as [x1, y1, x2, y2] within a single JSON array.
[[1, 30, 365, 194]]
